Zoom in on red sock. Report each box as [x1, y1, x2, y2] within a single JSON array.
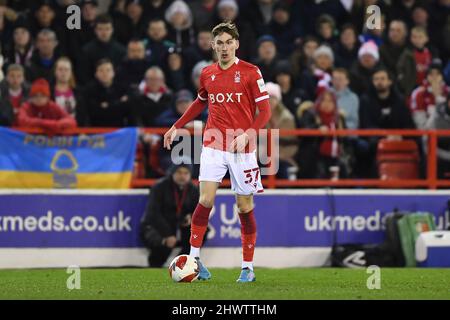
[[239, 209, 257, 262], [190, 203, 212, 248]]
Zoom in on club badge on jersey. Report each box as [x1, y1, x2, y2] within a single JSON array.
[[234, 71, 241, 83]]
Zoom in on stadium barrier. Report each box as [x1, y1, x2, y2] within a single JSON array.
[[13, 127, 450, 189], [0, 189, 449, 269]]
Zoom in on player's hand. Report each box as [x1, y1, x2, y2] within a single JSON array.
[[163, 125, 177, 150], [164, 236, 177, 248], [229, 132, 249, 153]]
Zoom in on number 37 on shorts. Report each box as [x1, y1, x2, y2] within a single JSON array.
[[198, 147, 264, 195]]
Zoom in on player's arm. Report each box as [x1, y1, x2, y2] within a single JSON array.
[[164, 72, 208, 150]]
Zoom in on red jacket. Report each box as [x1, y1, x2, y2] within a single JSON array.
[[17, 101, 77, 132], [410, 83, 450, 114]]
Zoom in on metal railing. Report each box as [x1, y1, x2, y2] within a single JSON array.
[[14, 127, 450, 189]]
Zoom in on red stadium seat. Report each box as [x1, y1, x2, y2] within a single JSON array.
[[377, 139, 420, 181]]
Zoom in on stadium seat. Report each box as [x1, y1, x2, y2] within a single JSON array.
[[376, 139, 420, 181]]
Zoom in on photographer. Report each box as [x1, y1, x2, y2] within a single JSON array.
[[140, 159, 204, 267]]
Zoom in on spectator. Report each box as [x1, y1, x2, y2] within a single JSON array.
[[165, 46, 185, 91], [425, 92, 450, 178], [334, 24, 360, 70], [349, 0, 389, 33], [316, 14, 338, 47], [445, 60, 450, 86], [191, 61, 210, 91], [2, 18, 34, 71], [268, 1, 302, 59], [51, 57, 85, 126], [360, 68, 415, 130], [297, 90, 346, 179], [81, 14, 126, 84], [244, 0, 275, 37], [289, 36, 319, 80], [429, 0, 450, 62], [253, 35, 279, 83], [301, 45, 334, 99], [214, 0, 255, 61], [68, 0, 99, 79], [133, 66, 173, 127], [112, 0, 147, 45], [155, 89, 206, 127], [116, 39, 151, 91], [331, 68, 359, 130], [183, 28, 213, 80], [140, 160, 200, 267], [142, 0, 173, 22], [397, 26, 436, 96], [83, 59, 133, 127], [164, 0, 196, 49], [350, 41, 382, 96], [410, 61, 449, 129], [390, 0, 421, 28], [29, 0, 68, 54], [273, 60, 308, 117], [0, 49, 3, 82], [359, 12, 386, 47], [0, 64, 30, 126], [17, 78, 76, 132], [28, 29, 60, 82], [379, 20, 408, 78], [189, 0, 216, 30], [143, 18, 175, 67], [264, 82, 298, 179]]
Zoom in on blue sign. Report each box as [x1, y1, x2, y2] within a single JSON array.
[[0, 191, 449, 248]]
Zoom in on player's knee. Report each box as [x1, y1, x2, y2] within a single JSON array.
[[199, 195, 214, 208], [237, 202, 253, 214]]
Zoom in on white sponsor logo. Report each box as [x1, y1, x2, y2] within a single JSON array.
[[209, 92, 243, 104], [257, 78, 266, 93]]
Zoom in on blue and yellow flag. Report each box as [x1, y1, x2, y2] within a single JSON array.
[[0, 127, 138, 189]]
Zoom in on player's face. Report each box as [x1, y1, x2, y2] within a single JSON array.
[[212, 33, 239, 65]]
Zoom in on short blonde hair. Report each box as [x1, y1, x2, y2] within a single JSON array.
[[212, 22, 239, 40]]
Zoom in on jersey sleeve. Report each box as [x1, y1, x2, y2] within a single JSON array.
[[248, 67, 270, 105]]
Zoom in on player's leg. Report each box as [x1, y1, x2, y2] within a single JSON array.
[[235, 194, 257, 282], [189, 180, 219, 257], [227, 152, 263, 282], [190, 146, 228, 280]]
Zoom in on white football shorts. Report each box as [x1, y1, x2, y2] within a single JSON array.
[[198, 146, 264, 195]]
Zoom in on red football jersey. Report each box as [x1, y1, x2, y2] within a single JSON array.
[[197, 58, 269, 151]]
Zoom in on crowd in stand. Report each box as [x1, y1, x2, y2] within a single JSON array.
[[0, 0, 449, 180]]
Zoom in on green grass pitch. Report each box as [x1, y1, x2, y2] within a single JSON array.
[[0, 268, 449, 300]]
